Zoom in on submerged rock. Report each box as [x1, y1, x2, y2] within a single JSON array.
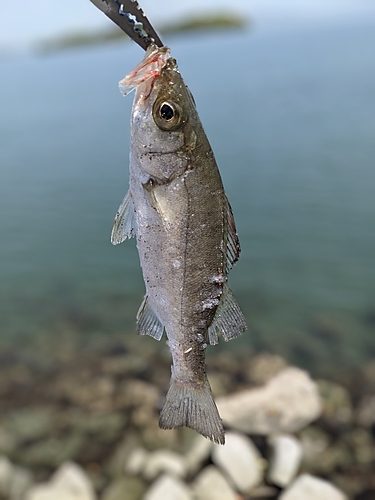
[[280, 474, 347, 500], [212, 432, 263, 493], [217, 368, 322, 435]]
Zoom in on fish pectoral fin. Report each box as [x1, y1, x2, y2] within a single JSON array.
[[224, 196, 241, 273], [136, 295, 164, 341], [111, 190, 136, 245], [208, 283, 247, 344]]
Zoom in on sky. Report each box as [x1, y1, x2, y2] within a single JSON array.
[[1, 0, 375, 49]]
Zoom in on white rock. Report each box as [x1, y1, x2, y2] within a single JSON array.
[[268, 434, 302, 487], [25, 461, 96, 500], [192, 466, 237, 500], [143, 450, 186, 480], [144, 474, 192, 500], [212, 432, 262, 493], [52, 462, 96, 499], [280, 474, 348, 500], [185, 435, 212, 476], [125, 447, 148, 475], [217, 368, 322, 435], [0, 456, 14, 497]]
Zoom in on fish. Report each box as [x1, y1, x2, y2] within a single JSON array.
[[112, 44, 247, 444]]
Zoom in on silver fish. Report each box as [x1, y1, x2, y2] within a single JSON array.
[[112, 45, 247, 444]]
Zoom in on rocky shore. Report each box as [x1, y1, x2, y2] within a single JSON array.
[[0, 332, 375, 499]]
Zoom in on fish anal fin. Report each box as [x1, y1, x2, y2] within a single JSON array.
[[159, 378, 225, 445], [225, 196, 241, 273], [136, 295, 164, 341], [111, 190, 136, 245], [208, 283, 247, 344]]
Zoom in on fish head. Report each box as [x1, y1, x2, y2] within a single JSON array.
[[123, 47, 199, 183]]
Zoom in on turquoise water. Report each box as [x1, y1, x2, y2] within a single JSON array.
[[1, 20, 375, 373]]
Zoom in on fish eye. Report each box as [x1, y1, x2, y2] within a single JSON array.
[[160, 103, 174, 121], [153, 99, 186, 131]]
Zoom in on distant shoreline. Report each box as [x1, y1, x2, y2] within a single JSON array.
[[35, 12, 249, 53]]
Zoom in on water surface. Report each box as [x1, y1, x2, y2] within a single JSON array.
[[1, 20, 375, 374]]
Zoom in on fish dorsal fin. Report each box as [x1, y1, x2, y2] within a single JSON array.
[[208, 283, 247, 345], [224, 197, 241, 274], [111, 190, 136, 245], [136, 295, 164, 341]]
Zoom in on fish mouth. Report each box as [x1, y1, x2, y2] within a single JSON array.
[[119, 44, 171, 104]]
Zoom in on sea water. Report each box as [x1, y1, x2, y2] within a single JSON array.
[[1, 19, 374, 374]]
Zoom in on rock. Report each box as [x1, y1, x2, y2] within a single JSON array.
[[106, 435, 140, 478], [143, 474, 192, 500], [268, 434, 302, 488], [20, 432, 86, 467], [9, 466, 34, 500], [0, 428, 18, 455], [192, 466, 237, 500], [251, 485, 279, 498], [212, 432, 263, 493], [317, 380, 352, 426], [184, 434, 212, 476], [102, 476, 146, 500], [26, 461, 96, 500], [143, 450, 186, 480], [356, 395, 375, 427], [216, 368, 322, 435], [280, 474, 347, 500], [7, 409, 54, 443], [347, 428, 374, 466], [125, 447, 149, 476], [0, 455, 14, 497], [299, 426, 330, 472], [248, 353, 287, 385], [75, 413, 126, 442]]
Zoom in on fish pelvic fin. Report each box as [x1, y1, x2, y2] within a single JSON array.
[[136, 295, 164, 340], [159, 378, 225, 445], [111, 190, 136, 245]]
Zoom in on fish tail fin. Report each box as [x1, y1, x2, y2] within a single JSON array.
[[159, 377, 225, 445]]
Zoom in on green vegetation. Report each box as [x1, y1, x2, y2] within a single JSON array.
[[35, 12, 248, 53]]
